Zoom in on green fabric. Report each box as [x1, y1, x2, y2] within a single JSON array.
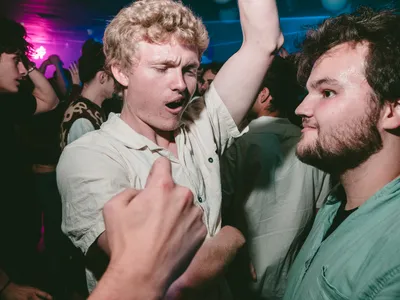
[[284, 177, 400, 300]]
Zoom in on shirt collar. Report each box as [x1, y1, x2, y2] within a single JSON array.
[[100, 113, 186, 152], [325, 177, 400, 209]]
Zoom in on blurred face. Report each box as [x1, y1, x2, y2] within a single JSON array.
[[0, 53, 27, 93], [120, 37, 199, 132], [197, 69, 216, 96], [250, 87, 270, 118], [295, 43, 383, 174]]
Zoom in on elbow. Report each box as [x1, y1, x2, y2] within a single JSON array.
[[50, 95, 60, 110], [242, 33, 285, 56]]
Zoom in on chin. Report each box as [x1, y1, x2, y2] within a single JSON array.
[[296, 139, 317, 159], [6, 84, 19, 93], [154, 120, 181, 132]]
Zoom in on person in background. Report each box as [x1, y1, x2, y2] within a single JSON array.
[[284, 7, 400, 299], [39, 54, 71, 99], [60, 41, 114, 150], [196, 62, 223, 97], [222, 56, 331, 299], [0, 17, 57, 300]]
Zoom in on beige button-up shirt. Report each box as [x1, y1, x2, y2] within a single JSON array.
[[56, 84, 244, 292]]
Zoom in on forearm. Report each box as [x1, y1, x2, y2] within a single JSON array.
[[29, 69, 59, 113], [54, 61, 69, 95], [89, 262, 165, 300], [38, 61, 49, 74], [239, 0, 282, 52], [172, 226, 245, 292], [212, 0, 283, 125]]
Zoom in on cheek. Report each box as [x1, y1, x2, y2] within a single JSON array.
[[185, 76, 197, 92]]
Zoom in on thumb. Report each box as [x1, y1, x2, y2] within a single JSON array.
[[145, 157, 174, 189]]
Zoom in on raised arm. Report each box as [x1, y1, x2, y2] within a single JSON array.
[[213, 0, 283, 125], [22, 55, 59, 114], [49, 55, 70, 96]]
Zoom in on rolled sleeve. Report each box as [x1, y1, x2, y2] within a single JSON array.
[[56, 137, 129, 254], [204, 83, 248, 155]]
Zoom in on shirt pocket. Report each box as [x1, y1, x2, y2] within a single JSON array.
[[314, 266, 350, 300]]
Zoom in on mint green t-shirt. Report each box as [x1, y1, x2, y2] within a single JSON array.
[[284, 178, 400, 300]]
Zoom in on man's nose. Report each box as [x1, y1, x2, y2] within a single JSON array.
[[18, 61, 28, 77]]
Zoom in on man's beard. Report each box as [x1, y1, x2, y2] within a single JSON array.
[[296, 104, 383, 175]]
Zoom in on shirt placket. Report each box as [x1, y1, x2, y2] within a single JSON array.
[[175, 131, 210, 232]]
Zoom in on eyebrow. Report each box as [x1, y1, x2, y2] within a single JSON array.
[[151, 58, 199, 68], [308, 77, 341, 90]]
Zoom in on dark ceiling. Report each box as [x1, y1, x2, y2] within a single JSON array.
[[0, 0, 398, 58]]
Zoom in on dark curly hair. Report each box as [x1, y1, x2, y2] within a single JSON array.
[[297, 7, 400, 106], [0, 17, 32, 56]]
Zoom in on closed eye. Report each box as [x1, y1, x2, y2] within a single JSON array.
[[154, 67, 168, 74]]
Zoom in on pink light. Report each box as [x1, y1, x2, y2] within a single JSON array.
[[33, 46, 47, 60]]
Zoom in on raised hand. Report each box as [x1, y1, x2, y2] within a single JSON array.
[[68, 61, 80, 85], [47, 55, 61, 66]]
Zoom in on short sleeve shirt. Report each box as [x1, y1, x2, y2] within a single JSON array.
[[56, 84, 245, 291]]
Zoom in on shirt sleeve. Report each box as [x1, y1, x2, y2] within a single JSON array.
[[56, 136, 130, 254], [203, 83, 248, 155], [67, 118, 96, 145]]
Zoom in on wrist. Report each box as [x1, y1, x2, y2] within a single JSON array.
[[27, 65, 37, 74], [105, 259, 166, 299]]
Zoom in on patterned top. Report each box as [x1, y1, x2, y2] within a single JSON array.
[[60, 97, 106, 150]]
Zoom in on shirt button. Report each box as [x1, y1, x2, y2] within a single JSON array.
[[208, 157, 214, 163], [198, 196, 204, 203]]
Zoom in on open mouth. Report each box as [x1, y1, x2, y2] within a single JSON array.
[[166, 99, 184, 110]]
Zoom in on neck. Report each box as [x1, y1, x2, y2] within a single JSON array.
[[120, 106, 175, 150], [340, 140, 400, 210], [81, 84, 106, 107], [256, 109, 281, 119]]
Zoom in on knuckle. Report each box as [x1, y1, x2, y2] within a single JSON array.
[[174, 186, 194, 206], [102, 202, 113, 217], [199, 224, 207, 238], [158, 176, 174, 190], [103, 198, 117, 215], [194, 206, 204, 219], [180, 186, 194, 202]]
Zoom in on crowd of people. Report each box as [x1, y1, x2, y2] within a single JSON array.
[[1, 0, 400, 299]]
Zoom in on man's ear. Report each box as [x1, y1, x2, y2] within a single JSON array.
[[97, 71, 107, 84], [259, 87, 270, 104], [381, 99, 400, 130], [111, 65, 129, 87]]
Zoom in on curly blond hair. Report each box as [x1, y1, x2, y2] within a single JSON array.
[[103, 0, 209, 73]]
